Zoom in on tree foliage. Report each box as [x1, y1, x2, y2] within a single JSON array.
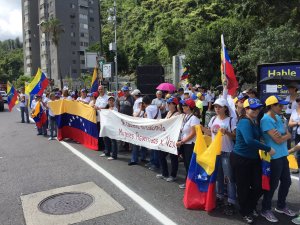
[[95, 0, 300, 86]]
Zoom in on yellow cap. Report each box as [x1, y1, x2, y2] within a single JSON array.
[[196, 92, 202, 98], [265, 95, 288, 106], [233, 97, 238, 104], [165, 93, 171, 99]]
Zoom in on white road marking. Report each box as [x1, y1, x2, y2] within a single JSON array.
[[60, 141, 178, 225], [291, 175, 299, 181]]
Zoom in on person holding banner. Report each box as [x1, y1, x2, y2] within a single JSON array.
[[176, 99, 200, 189], [231, 98, 274, 224], [101, 96, 118, 160], [142, 95, 161, 171], [260, 95, 295, 223], [77, 89, 90, 104], [156, 97, 180, 182]]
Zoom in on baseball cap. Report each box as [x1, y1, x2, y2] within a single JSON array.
[[87, 93, 92, 97], [81, 88, 87, 93], [167, 97, 179, 105], [265, 95, 289, 106], [178, 88, 184, 92], [131, 89, 141, 96], [233, 97, 238, 104], [108, 95, 115, 101], [213, 98, 228, 107], [243, 98, 263, 109], [196, 92, 202, 98], [165, 93, 172, 99], [191, 93, 197, 100], [93, 92, 99, 98], [237, 93, 248, 100], [180, 99, 196, 109], [121, 86, 130, 92]]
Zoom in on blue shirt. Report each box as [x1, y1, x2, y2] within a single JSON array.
[[260, 114, 288, 160], [234, 118, 271, 159]]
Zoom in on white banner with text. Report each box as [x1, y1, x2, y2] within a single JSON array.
[[99, 110, 183, 154]]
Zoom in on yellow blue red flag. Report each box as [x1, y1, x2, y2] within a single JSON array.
[[183, 126, 222, 211], [31, 101, 47, 128], [90, 67, 98, 93], [48, 99, 98, 150], [26, 68, 49, 102], [7, 81, 18, 112]]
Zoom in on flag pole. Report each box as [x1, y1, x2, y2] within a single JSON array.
[[221, 34, 228, 89]]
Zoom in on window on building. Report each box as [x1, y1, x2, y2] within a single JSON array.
[[80, 33, 85, 37], [72, 69, 77, 74], [71, 23, 76, 28], [72, 51, 76, 55], [72, 60, 77, 64], [70, 3, 75, 8], [89, 9, 94, 14], [79, 14, 88, 20], [81, 60, 85, 64], [89, 17, 94, 22], [71, 41, 76, 46], [79, 51, 85, 55], [80, 23, 88, 29], [70, 32, 75, 37], [90, 0, 94, 4]]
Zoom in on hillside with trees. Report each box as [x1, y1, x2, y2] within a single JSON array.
[[93, 0, 300, 87]]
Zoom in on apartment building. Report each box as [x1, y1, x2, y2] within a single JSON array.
[[22, 0, 100, 87]]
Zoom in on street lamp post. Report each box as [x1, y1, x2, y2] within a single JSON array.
[[108, 0, 118, 91]]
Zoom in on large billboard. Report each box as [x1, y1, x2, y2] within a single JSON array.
[[257, 61, 300, 101]]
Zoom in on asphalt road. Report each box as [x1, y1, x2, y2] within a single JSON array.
[[0, 104, 299, 225]]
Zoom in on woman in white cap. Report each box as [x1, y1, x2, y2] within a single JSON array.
[[202, 98, 237, 216], [260, 95, 295, 223]]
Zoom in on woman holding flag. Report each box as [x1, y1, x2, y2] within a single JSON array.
[[230, 98, 275, 224]]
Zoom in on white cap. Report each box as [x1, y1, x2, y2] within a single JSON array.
[[131, 89, 141, 96], [213, 98, 228, 107]]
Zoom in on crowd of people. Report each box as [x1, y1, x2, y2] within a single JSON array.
[[16, 82, 300, 224]]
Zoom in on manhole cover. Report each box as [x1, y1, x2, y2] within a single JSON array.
[[38, 192, 94, 215]]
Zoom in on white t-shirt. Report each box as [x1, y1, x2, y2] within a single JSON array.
[[19, 93, 29, 107], [77, 96, 91, 104], [31, 99, 37, 109], [180, 114, 200, 144], [133, 97, 143, 113], [290, 109, 300, 134], [152, 98, 166, 114], [95, 94, 108, 109], [285, 95, 298, 115], [145, 104, 161, 119], [208, 116, 237, 152]]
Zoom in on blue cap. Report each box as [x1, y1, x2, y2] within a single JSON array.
[[166, 97, 179, 105], [191, 93, 197, 100], [237, 93, 248, 100], [87, 93, 92, 97], [121, 86, 129, 91], [244, 98, 263, 109]]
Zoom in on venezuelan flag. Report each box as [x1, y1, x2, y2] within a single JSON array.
[[221, 35, 238, 96], [7, 81, 18, 112], [90, 67, 98, 93], [183, 126, 222, 211], [260, 150, 271, 191], [181, 65, 190, 80], [48, 99, 98, 150], [26, 68, 49, 101], [31, 101, 47, 128]]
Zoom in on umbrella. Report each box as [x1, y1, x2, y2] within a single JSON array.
[[156, 83, 176, 92], [259, 76, 300, 85]]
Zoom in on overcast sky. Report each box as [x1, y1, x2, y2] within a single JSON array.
[[0, 0, 22, 41]]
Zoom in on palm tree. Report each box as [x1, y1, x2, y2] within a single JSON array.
[[40, 18, 64, 89]]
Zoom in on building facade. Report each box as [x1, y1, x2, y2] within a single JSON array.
[[22, 0, 100, 88]]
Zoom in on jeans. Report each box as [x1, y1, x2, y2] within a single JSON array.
[[20, 106, 29, 123], [149, 150, 160, 168], [49, 116, 57, 138], [217, 152, 236, 204], [103, 137, 118, 158], [262, 156, 291, 211], [131, 145, 146, 163], [159, 151, 178, 177], [230, 152, 263, 216]]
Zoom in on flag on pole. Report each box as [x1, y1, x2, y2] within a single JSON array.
[[25, 68, 49, 102], [7, 81, 18, 112], [221, 34, 238, 96], [90, 67, 98, 93], [183, 126, 222, 211]]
